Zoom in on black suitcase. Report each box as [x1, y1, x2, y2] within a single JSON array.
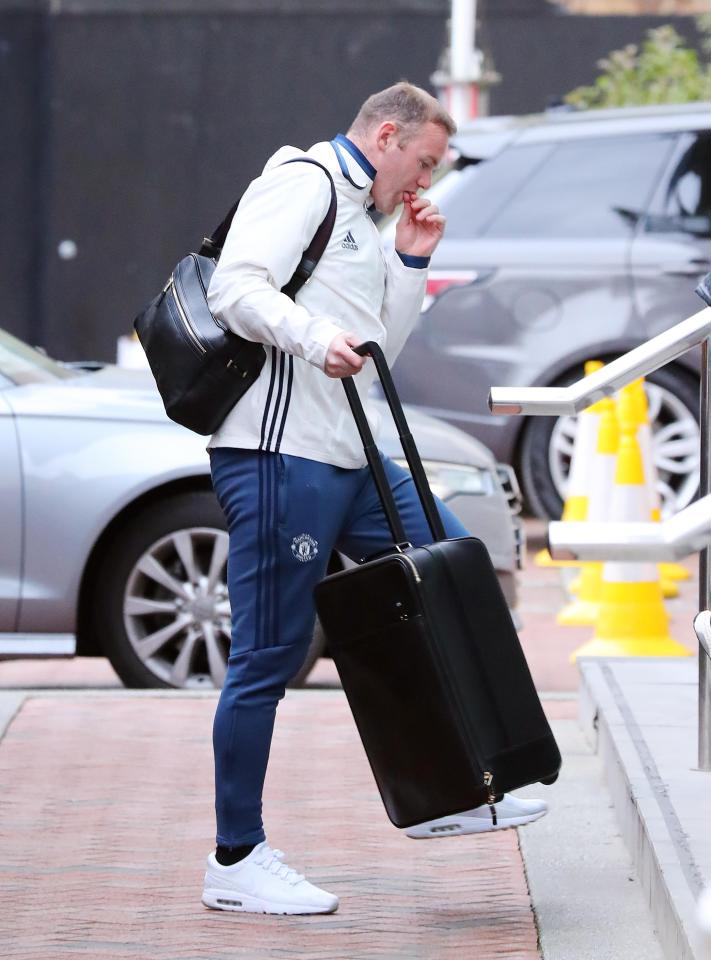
[[313, 342, 561, 829]]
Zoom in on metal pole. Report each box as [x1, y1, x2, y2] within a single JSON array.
[[448, 0, 480, 126], [698, 337, 711, 771]]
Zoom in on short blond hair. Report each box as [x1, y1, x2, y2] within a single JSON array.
[[348, 81, 456, 144]]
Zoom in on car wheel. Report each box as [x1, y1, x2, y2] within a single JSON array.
[[96, 492, 325, 689], [518, 365, 700, 520]]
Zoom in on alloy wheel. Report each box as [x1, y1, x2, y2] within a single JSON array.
[[123, 527, 230, 688]]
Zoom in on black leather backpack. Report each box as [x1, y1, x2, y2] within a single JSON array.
[[134, 158, 337, 435]]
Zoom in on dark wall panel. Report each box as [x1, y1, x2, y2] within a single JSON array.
[[0, 12, 44, 342], [17, 7, 447, 362], [6, 1, 704, 361]]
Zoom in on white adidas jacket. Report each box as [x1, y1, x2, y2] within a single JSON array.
[[206, 135, 429, 469]]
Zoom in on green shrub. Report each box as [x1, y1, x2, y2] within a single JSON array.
[[566, 22, 711, 108]]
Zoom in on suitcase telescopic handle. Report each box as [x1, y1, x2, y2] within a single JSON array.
[[342, 340, 447, 545]]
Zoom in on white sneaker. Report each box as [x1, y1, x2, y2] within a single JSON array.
[[405, 793, 548, 839], [201, 841, 339, 915]]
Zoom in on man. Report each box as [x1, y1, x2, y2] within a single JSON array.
[[202, 82, 547, 916]]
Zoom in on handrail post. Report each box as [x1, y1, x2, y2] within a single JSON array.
[[699, 337, 711, 771]]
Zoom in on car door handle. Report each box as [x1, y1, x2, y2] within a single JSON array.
[[661, 259, 711, 277]]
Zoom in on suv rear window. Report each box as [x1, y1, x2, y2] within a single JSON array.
[[483, 134, 675, 240]]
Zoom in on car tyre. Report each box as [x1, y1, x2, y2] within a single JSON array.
[[97, 491, 326, 690], [97, 492, 229, 689], [518, 364, 700, 520]]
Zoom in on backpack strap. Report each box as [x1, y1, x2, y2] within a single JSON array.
[[198, 199, 241, 258], [279, 159, 337, 300], [198, 159, 337, 303]]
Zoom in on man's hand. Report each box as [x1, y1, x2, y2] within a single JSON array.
[[324, 331, 367, 378], [394, 193, 446, 259]]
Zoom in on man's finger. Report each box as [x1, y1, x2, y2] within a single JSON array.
[[397, 202, 411, 226], [337, 350, 365, 372], [415, 203, 440, 221]]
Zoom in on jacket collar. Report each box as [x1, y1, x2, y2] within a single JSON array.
[[330, 134, 377, 194]]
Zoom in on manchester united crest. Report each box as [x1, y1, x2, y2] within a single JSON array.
[[291, 533, 319, 563]]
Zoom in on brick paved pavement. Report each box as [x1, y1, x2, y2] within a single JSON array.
[[1, 693, 542, 960], [0, 519, 694, 959]]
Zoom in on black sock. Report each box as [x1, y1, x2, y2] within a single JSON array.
[[215, 843, 256, 866]]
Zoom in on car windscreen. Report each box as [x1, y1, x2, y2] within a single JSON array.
[[0, 329, 77, 385]]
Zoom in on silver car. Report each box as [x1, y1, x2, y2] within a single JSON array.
[[385, 102, 711, 518], [0, 328, 521, 689]]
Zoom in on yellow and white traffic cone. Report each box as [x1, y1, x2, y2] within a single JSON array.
[[557, 394, 618, 625], [625, 380, 678, 598], [536, 360, 603, 568], [570, 413, 690, 661], [632, 378, 690, 586]]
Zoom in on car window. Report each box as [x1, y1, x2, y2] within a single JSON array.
[[0, 329, 76, 385], [432, 144, 553, 240], [644, 132, 711, 238], [483, 134, 676, 240]]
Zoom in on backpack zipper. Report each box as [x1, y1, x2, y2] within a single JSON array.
[[167, 276, 206, 356]]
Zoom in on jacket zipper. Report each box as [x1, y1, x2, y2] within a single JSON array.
[[168, 277, 206, 355]]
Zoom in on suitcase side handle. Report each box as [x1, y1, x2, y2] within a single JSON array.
[[342, 340, 447, 544]]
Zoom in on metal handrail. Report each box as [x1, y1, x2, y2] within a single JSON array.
[[488, 307, 711, 416], [547, 494, 711, 562], [488, 276, 711, 771]]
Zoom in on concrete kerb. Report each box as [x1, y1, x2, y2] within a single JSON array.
[[518, 718, 665, 960], [579, 657, 709, 960], [0, 692, 26, 741]]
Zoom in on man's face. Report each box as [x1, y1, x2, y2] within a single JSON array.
[[370, 121, 449, 215]]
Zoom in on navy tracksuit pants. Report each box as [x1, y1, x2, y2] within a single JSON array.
[[209, 447, 469, 847]]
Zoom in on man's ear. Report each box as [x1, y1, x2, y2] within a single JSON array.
[[376, 121, 398, 152]]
